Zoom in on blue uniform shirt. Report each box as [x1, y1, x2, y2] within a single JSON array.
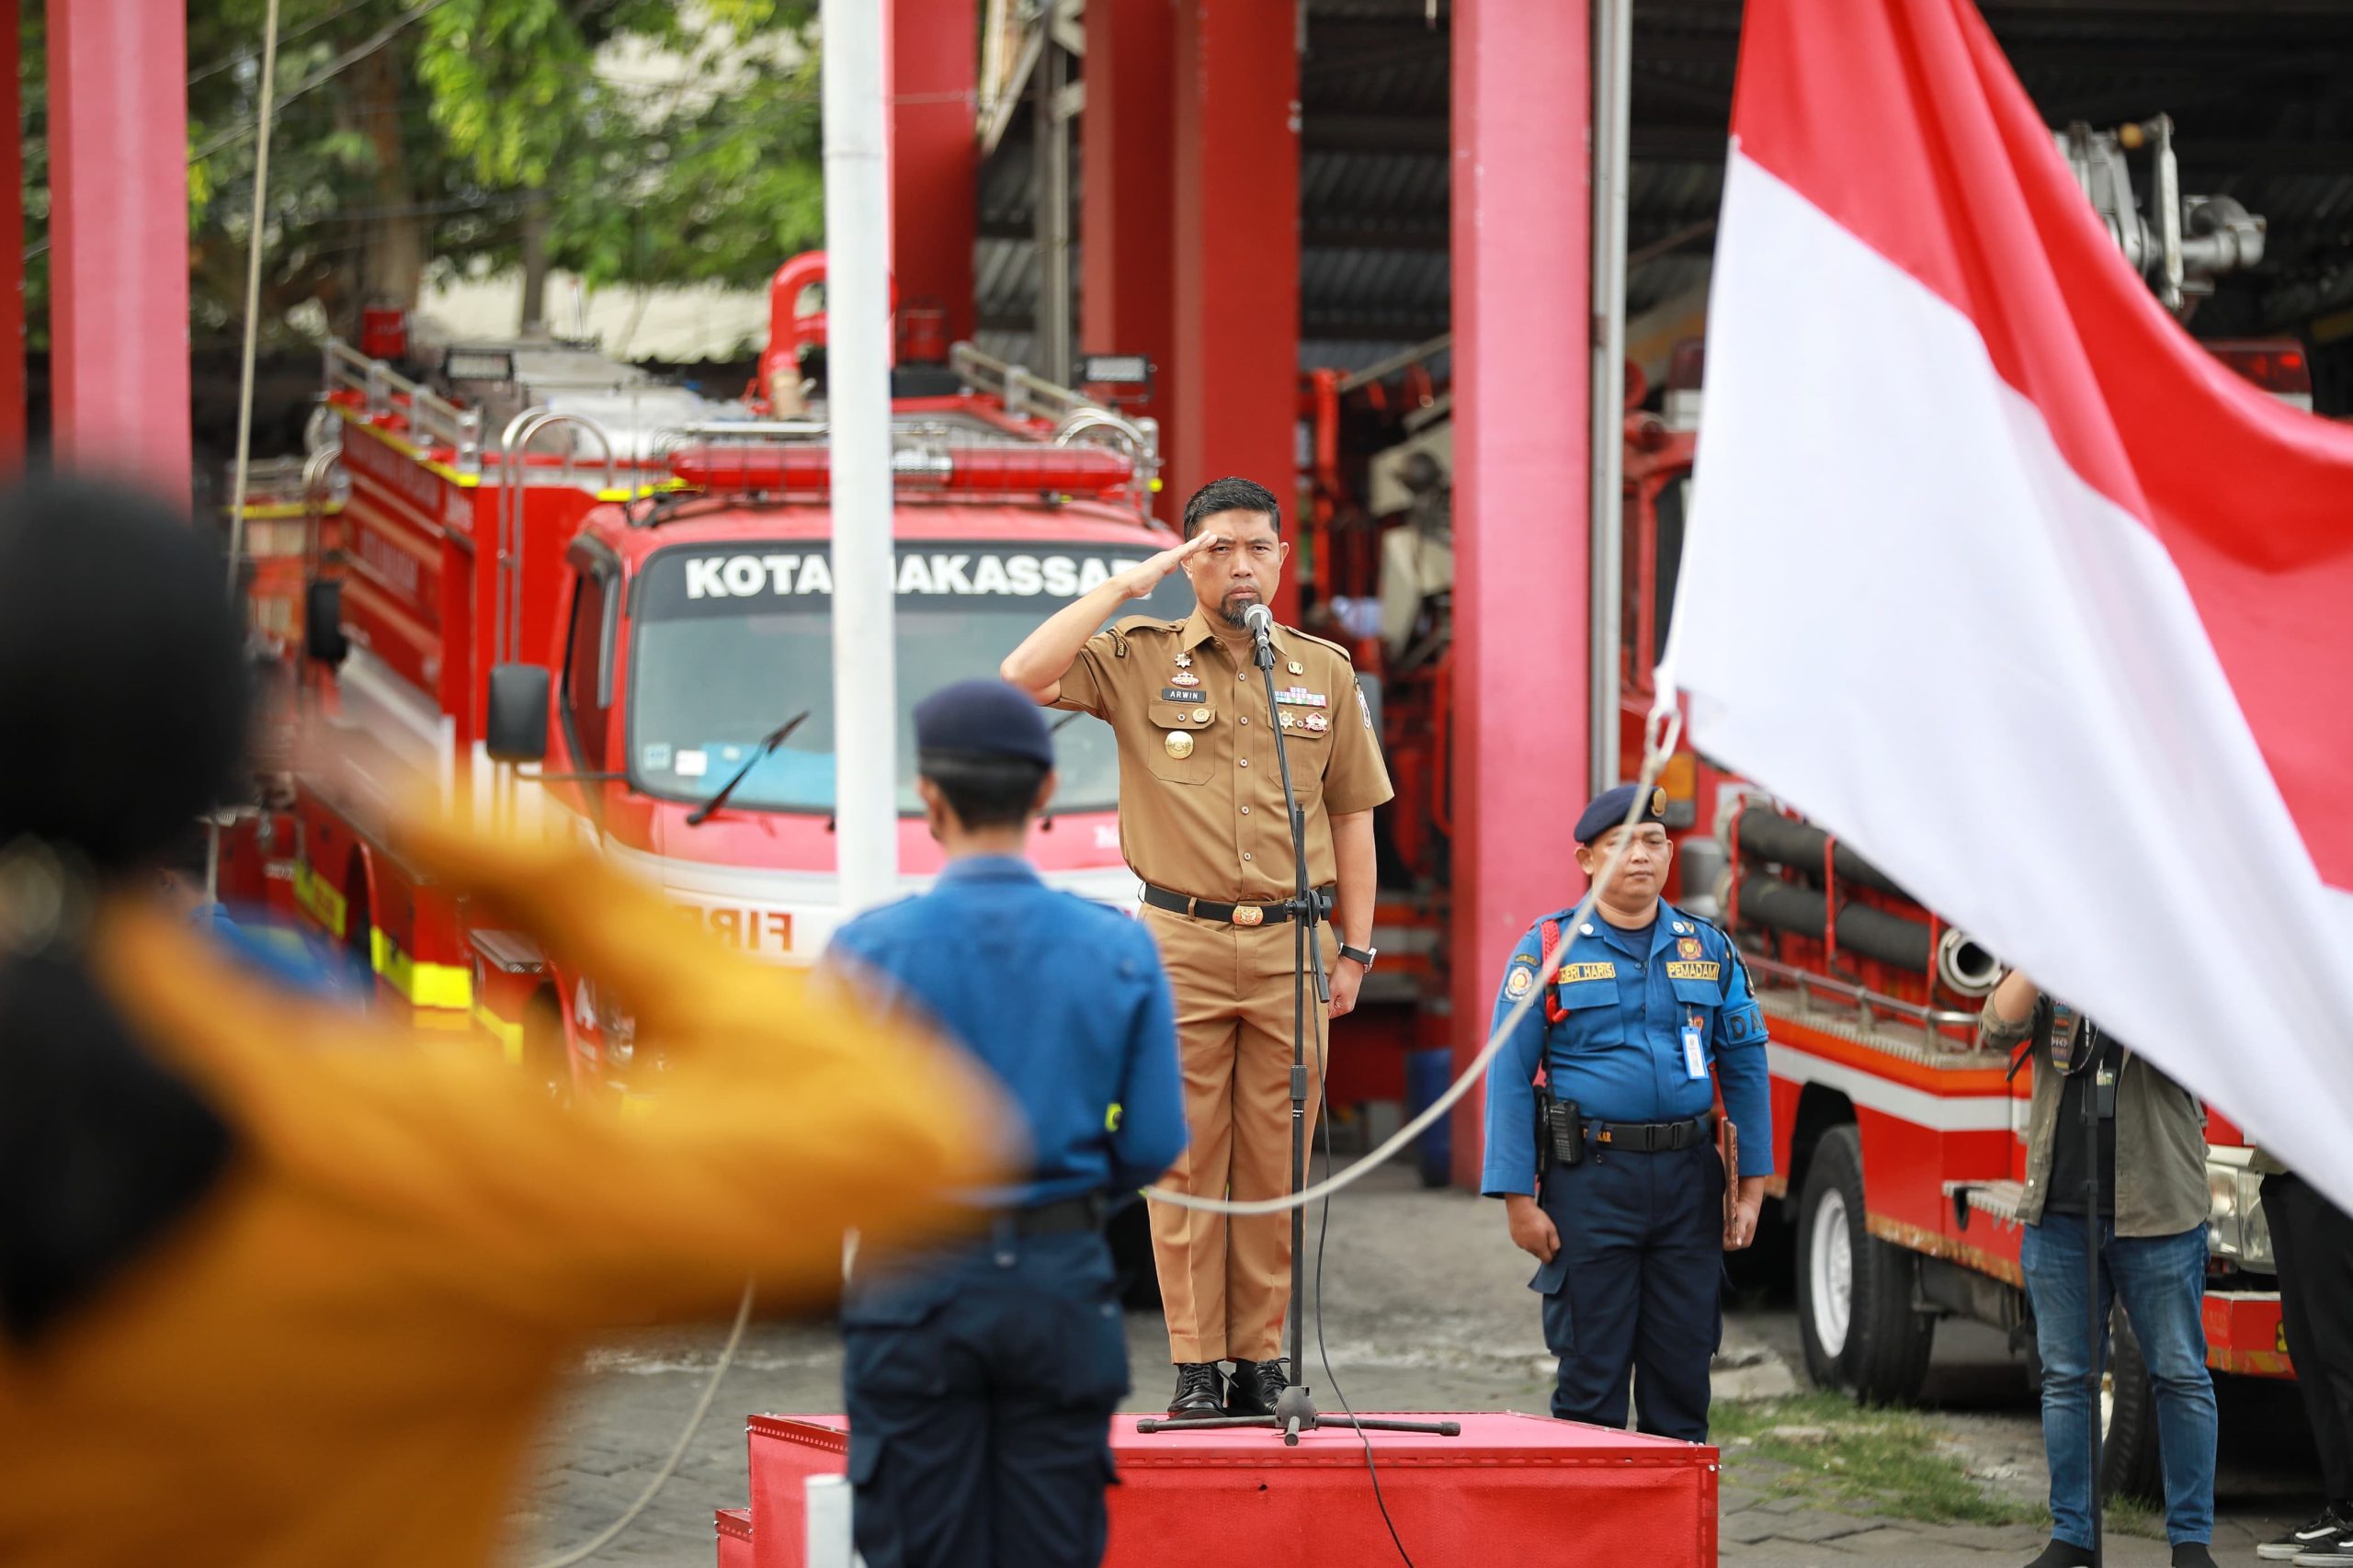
[[826, 856, 1188, 1208], [1480, 900, 1774, 1196]]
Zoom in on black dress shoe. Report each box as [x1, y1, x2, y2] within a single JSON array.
[[1166, 1362, 1226, 1420], [1226, 1358, 1289, 1416], [2020, 1542, 2094, 1568]]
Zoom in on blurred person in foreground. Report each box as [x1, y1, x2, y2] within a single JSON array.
[[0, 473, 1016, 1568], [824, 679, 1188, 1568]]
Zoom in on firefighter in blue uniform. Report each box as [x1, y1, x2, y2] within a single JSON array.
[[825, 679, 1189, 1568], [1480, 783, 1775, 1442]]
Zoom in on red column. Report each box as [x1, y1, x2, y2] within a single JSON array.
[[889, 0, 977, 347], [46, 0, 189, 494], [1170, 0, 1299, 610], [1081, 0, 1176, 525], [0, 0, 22, 471], [1449, 0, 1592, 1186]]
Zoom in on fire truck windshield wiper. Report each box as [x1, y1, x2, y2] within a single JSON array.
[[686, 711, 812, 826]]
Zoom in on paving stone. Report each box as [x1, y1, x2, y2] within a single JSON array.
[[1723, 1539, 1863, 1564], [1912, 1521, 2046, 1552], [1722, 1511, 1792, 1544], [1819, 1525, 1934, 1554], [1764, 1511, 1881, 1543]]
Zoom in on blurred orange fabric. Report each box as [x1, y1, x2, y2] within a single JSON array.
[[0, 820, 1017, 1568]]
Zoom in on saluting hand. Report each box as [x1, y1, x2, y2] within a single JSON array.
[[1505, 1194, 1560, 1264], [1113, 530, 1218, 600]]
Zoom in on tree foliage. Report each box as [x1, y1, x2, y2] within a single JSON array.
[[20, 0, 825, 350]]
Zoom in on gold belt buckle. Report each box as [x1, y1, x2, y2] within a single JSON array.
[[1231, 904, 1265, 927]]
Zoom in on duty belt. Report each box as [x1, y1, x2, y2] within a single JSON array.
[[964, 1193, 1107, 1238], [1588, 1115, 1710, 1153], [1141, 882, 1336, 927]]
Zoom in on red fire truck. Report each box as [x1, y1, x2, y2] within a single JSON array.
[[1302, 295, 2317, 1505], [249, 255, 1181, 1100]]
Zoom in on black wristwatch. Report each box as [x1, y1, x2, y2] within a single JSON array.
[[1338, 943, 1378, 971]]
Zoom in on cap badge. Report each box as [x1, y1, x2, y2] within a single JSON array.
[[1651, 786, 1667, 817]]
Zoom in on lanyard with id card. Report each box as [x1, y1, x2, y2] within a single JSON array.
[[1681, 1014, 1708, 1081]]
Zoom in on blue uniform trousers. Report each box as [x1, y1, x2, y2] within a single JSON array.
[[842, 1230, 1129, 1568], [1531, 1137, 1722, 1442]]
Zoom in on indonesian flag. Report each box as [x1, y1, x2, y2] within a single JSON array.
[[1666, 0, 2353, 1210]]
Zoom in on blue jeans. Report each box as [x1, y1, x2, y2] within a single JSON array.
[[2020, 1214, 2217, 1548]]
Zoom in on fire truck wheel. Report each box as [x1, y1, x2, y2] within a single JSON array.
[[2100, 1304, 2165, 1505], [1795, 1125, 1936, 1404], [523, 991, 572, 1107]]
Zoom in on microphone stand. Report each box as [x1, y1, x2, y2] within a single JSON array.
[[1137, 613, 1458, 1448]]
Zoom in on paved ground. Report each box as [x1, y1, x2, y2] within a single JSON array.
[[506, 1160, 2324, 1567]]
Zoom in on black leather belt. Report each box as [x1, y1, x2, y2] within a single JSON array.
[[1589, 1116, 1710, 1153], [985, 1193, 1106, 1236], [1141, 881, 1336, 927]]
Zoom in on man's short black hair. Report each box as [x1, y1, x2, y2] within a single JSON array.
[[0, 472, 250, 879], [917, 749, 1050, 830], [1182, 476, 1282, 540]]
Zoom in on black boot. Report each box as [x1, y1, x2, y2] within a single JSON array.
[[1166, 1362, 1225, 1421], [1227, 1358, 1289, 1416], [2021, 1542, 2095, 1568], [2171, 1544, 2219, 1568]]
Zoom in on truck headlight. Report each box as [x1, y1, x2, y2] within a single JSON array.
[[2205, 1149, 2274, 1273], [596, 990, 637, 1067]]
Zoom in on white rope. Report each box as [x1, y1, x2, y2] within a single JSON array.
[[528, 1284, 756, 1568], [222, 0, 283, 599], [1142, 699, 1686, 1218]]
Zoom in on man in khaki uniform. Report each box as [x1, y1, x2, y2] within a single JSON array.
[[1003, 475, 1392, 1421]]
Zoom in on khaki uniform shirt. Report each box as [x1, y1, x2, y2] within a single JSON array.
[[1052, 605, 1393, 903]]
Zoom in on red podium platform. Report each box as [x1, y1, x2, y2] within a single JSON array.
[[714, 1506, 754, 1568], [738, 1412, 1717, 1568]]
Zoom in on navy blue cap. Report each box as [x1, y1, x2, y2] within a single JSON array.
[[913, 678, 1056, 769], [1574, 782, 1669, 845]]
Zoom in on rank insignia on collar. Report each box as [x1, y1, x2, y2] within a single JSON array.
[[1288, 660, 1303, 675]]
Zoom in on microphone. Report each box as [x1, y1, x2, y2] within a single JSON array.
[[1242, 601, 1276, 662]]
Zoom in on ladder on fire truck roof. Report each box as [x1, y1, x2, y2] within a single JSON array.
[[317, 335, 1162, 507]]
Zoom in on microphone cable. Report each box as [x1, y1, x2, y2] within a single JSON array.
[[1309, 995, 1418, 1568]]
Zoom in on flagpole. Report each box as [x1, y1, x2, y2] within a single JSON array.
[[2085, 1023, 2104, 1568]]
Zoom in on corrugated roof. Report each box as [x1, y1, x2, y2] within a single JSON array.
[[972, 0, 2353, 393]]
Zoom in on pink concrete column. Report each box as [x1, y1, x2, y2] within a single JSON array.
[[47, 0, 190, 494], [1449, 0, 1593, 1185], [1169, 0, 1300, 612]]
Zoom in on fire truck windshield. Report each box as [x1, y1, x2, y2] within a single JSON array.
[[626, 542, 1195, 815]]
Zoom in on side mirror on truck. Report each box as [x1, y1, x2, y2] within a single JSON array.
[[303, 579, 348, 665], [486, 664, 551, 766]]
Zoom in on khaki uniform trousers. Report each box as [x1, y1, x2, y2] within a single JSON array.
[[1140, 904, 1335, 1364]]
